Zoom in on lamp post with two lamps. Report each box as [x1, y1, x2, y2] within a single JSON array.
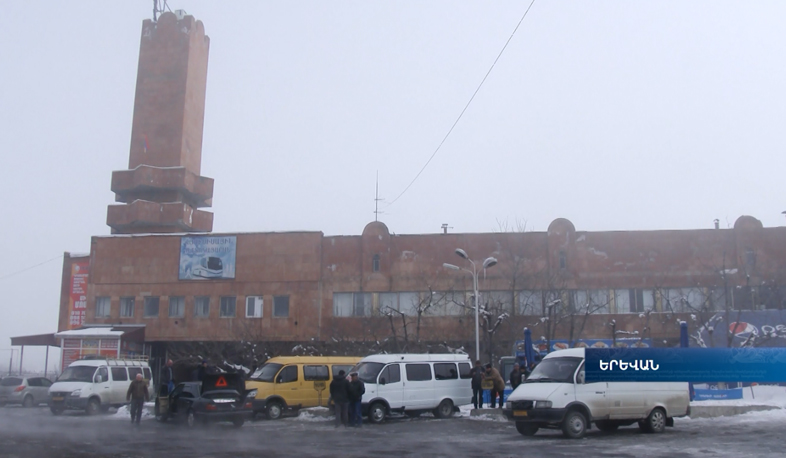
[[443, 249, 498, 362]]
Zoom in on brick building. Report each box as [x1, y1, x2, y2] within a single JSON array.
[[13, 12, 786, 370]]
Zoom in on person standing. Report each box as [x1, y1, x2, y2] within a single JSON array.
[[197, 360, 209, 382], [161, 359, 175, 395], [126, 373, 149, 426], [330, 370, 350, 427], [485, 363, 506, 408], [469, 360, 484, 409], [348, 371, 365, 427], [510, 363, 522, 391]]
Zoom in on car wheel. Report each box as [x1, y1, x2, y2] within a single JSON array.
[[561, 410, 588, 439], [186, 409, 197, 428], [85, 398, 100, 416], [232, 418, 245, 428], [434, 399, 454, 419], [368, 402, 386, 424], [266, 401, 283, 420], [22, 395, 34, 408], [154, 399, 167, 422], [641, 408, 666, 433], [595, 420, 619, 432], [50, 405, 64, 415], [515, 421, 539, 436]]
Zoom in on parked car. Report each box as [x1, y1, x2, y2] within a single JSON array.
[[155, 373, 256, 427], [48, 358, 152, 415], [246, 356, 361, 419], [352, 353, 473, 424], [0, 376, 53, 407], [502, 348, 690, 439]]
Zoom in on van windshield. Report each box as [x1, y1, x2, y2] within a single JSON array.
[[57, 366, 97, 383], [352, 362, 384, 384], [250, 363, 282, 382], [525, 357, 582, 384]]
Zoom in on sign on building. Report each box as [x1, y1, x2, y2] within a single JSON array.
[[67, 261, 89, 330], [178, 236, 237, 280]]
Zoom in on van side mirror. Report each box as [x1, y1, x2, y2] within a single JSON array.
[[94, 375, 104, 384], [379, 378, 386, 385], [576, 371, 585, 384]]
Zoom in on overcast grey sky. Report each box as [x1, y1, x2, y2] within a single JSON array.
[[1, 1, 784, 371]]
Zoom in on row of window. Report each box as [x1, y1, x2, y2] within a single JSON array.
[[334, 286, 786, 317], [94, 295, 290, 319]]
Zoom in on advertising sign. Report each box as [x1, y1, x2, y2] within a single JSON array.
[[178, 236, 236, 280], [67, 261, 89, 330], [697, 310, 786, 348], [529, 338, 652, 356]]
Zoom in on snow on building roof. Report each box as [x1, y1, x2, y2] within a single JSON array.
[[54, 328, 125, 338]]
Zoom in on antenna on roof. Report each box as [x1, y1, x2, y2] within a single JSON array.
[[374, 171, 385, 222], [153, 0, 172, 21]]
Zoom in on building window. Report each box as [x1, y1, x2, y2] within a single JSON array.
[[574, 290, 610, 314], [662, 288, 705, 313], [144, 297, 160, 318], [745, 248, 756, 270], [629, 289, 655, 313], [333, 293, 371, 317], [95, 297, 111, 318], [559, 251, 567, 270], [518, 290, 542, 315], [220, 297, 236, 317], [397, 292, 421, 316], [484, 291, 514, 313], [372, 254, 380, 272], [273, 295, 290, 317], [120, 297, 135, 317], [168, 296, 185, 318], [194, 296, 210, 317], [246, 296, 263, 318]]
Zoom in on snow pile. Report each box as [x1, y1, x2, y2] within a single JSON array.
[[292, 407, 332, 422], [691, 384, 786, 408], [111, 402, 155, 420]]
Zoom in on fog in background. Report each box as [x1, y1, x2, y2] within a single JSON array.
[[1, 1, 784, 373]]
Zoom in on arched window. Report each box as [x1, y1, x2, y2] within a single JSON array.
[[372, 254, 380, 272]]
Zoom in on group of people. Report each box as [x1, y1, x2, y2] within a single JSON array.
[[469, 360, 532, 409], [329, 370, 365, 427]]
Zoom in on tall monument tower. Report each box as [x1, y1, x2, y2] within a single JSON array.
[[107, 11, 214, 234]]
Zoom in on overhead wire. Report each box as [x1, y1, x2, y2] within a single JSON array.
[[0, 254, 64, 281], [384, 0, 538, 208]]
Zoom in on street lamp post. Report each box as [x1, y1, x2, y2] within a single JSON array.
[[443, 249, 497, 362]]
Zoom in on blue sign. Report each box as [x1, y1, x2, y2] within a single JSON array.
[[527, 338, 652, 356], [693, 388, 743, 400], [585, 347, 786, 383], [696, 310, 786, 348], [179, 236, 237, 280]]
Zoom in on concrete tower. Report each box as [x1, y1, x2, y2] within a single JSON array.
[[107, 11, 214, 234]]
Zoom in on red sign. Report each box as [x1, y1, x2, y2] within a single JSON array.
[[215, 376, 228, 387], [67, 261, 89, 330]]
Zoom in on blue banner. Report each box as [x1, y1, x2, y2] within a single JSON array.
[[179, 236, 237, 280], [696, 311, 786, 348], [693, 388, 743, 400], [585, 347, 786, 383], [527, 338, 652, 356]]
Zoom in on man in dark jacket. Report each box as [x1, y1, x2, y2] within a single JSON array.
[[348, 371, 365, 427], [126, 373, 149, 426], [329, 370, 350, 427], [510, 363, 522, 391], [469, 360, 484, 409], [197, 360, 208, 382], [161, 359, 175, 394]]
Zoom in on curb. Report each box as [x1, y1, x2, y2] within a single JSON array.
[[688, 404, 782, 419]]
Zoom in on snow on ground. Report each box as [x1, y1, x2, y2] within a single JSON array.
[[293, 407, 333, 422], [691, 384, 786, 407], [110, 402, 155, 420]]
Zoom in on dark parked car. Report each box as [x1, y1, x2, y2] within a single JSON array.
[[154, 373, 255, 427]]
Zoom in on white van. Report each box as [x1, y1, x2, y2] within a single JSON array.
[[48, 357, 152, 415], [352, 354, 472, 423], [503, 348, 689, 439]]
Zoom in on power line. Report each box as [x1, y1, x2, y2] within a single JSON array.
[[0, 254, 64, 281], [384, 0, 538, 208]]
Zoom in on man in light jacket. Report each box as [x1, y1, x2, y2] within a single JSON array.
[[484, 363, 506, 408], [126, 373, 149, 426]]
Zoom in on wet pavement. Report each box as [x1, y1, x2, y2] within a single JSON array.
[[0, 405, 784, 457]]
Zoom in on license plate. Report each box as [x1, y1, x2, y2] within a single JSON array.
[[513, 410, 528, 417], [52, 397, 64, 401]]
